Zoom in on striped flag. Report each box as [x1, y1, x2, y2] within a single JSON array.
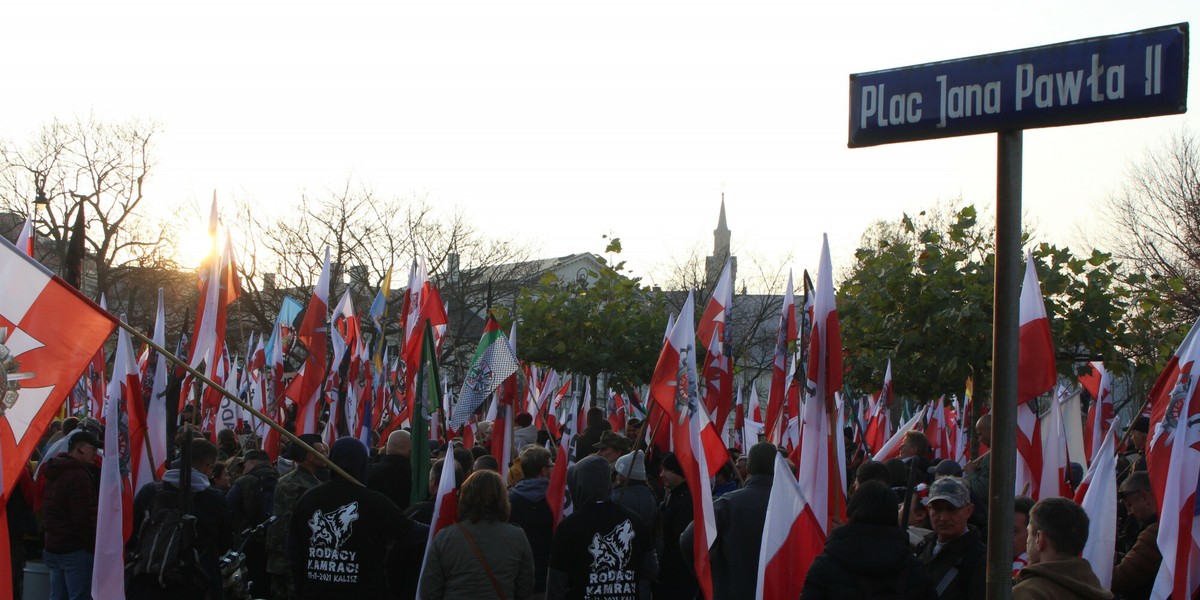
[[1016, 252, 1056, 498]]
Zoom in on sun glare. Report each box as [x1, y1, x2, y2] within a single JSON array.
[[176, 229, 216, 270]]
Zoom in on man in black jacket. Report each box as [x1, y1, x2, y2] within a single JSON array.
[[128, 438, 232, 600], [366, 430, 412, 510], [917, 476, 985, 600], [288, 437, 426, 600], [655, 453, 697, 600], [681, 442, 776, 600]]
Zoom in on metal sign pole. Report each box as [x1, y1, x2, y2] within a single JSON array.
[[987, 129, 1022, 600]]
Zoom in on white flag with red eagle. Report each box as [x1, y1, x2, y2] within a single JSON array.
[[698, 258, 734, 432], [1147, 317, 1200, 599], [0, 236, 116, 498], [649, 291, 728, 600]]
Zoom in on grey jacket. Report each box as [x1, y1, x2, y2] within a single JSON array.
[[612, 480, 658, 530], [420, 519, 535, 600]]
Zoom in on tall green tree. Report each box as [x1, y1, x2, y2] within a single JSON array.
[[838, 204, 1140, 406], [512, 239, 668, 397]]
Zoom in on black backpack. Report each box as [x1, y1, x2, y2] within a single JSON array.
[[127, 483, 208, 589]]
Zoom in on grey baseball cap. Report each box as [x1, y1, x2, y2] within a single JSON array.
[[926, 476, 971, 508]]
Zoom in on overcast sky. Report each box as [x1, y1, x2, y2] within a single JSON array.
[[2, 0, 1196, 289]]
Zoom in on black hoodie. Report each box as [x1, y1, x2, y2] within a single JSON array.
[[801, 523, 936, 600], [287, 438, 426, 600], [548, 456, 657, 600]]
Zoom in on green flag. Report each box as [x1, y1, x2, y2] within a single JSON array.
[[448, 316, 519, 431], [410, 321, 440, 505]]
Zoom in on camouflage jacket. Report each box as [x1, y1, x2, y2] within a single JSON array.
[[265, 466, 321, 575]]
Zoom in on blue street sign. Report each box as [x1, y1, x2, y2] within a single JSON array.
[[849, 23, 1188, 148]]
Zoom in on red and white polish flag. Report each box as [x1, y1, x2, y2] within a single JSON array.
[[92, 365, 127, 600], [756, 453, 824, 599], [292, 248, 331, 435], [1016, 252, 1056, 499], [138, 289, 169, 489], [798, 234, 846, 534], [1081, 361, 1115, 467], [97, 317, 150, 583], [15, 213, 33, 256], [764, 272, 796, 445], [872, 411, 924, 462], [864, 360, 893, 456]]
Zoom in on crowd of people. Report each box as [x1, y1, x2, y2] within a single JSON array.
[[9, 404, 1157, 600]]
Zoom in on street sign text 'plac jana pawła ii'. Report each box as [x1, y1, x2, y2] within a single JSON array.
[[848, 23, 1188, 147]]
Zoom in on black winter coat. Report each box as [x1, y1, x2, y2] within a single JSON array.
[[916, 527, 986, 600], [802, 523, 936, 600], [655, 482, 698, 600], [366, 454, 413, 511]]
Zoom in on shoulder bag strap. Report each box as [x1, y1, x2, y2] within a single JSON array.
[[458, 523, 507, 600]]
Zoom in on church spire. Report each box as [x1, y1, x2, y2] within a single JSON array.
[[713, 192, 731, 257], [706, 193, 736, 293]]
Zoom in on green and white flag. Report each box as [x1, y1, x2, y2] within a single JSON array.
[[449, 317, 519, 431]]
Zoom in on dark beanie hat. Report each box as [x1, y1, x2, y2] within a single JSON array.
[[289, 433, 324, 462], [747, 442, 777, 476], [661, 452, 684, 476], [330, 437, 369, 482], [1132, 416, 1150, 433]]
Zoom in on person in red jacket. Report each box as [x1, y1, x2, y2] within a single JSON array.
[[41, 430, 101, 600]]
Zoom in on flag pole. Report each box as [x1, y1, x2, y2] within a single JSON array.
[[115, 318, 363, 486]]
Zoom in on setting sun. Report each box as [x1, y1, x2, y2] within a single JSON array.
[[174, 228, 216, 270]]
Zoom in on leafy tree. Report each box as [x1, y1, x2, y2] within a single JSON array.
[[512, 238, 668, 398], [838, 203, 1141, 407]]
